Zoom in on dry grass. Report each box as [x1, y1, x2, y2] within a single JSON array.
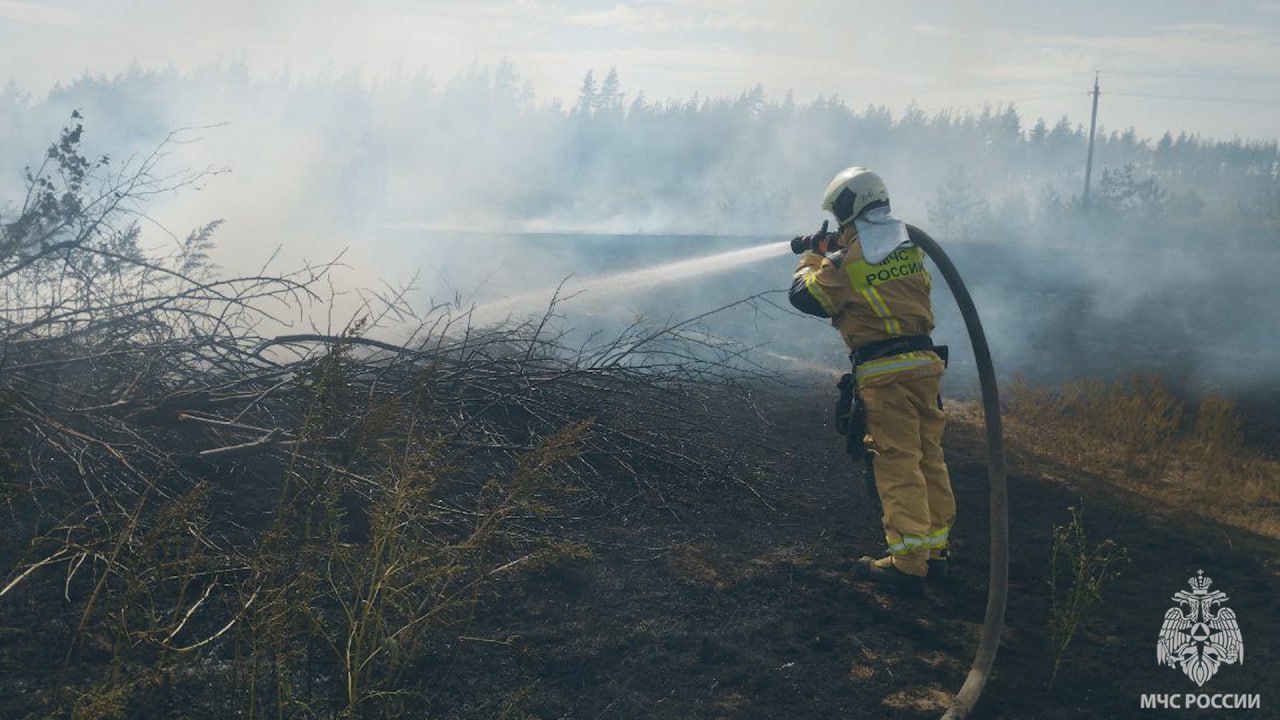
[[1003, 375, 1280, 538]]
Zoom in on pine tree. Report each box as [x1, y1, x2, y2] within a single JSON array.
[[576, 69, 596, 117]]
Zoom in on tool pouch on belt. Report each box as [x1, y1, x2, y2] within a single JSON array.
[[833, 373, 867, 460]]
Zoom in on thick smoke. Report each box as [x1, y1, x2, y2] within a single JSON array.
[[0, 62, 1276, 395]]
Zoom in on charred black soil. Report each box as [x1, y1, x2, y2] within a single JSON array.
[[432, 389, 1280, 719], [3, 387, 1278, 719]]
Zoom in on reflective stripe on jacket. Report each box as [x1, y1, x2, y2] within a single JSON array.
[[788, 224, 942, 385]]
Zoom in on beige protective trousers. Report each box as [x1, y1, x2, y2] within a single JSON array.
[[861, 370, 955, 577]]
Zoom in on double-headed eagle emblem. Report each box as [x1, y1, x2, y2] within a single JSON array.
[[1156, 570, 1243, 686]]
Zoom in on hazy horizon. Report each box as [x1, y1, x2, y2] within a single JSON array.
[[2, 9, 1277, 395], [3, 1, 1279, 143]]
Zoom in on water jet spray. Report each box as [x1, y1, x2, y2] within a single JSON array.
[[469, 240, 793, 322]]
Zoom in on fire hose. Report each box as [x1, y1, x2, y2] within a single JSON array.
[[791, 223, 1008, 718], [906, 224, 1008, 720]]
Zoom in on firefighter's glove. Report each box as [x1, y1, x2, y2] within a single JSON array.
[[792, 232, 836, 255]]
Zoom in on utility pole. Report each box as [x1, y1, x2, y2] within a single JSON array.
[[1082, 72, 1100, 209]]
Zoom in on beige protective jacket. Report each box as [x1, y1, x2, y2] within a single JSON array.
[[787, 224, 944, 386]]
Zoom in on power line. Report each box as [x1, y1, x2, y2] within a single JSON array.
[[1103, 68, 1280, 83], [873, 73, 1093, 101], [867, 69, 1273, 105], [908, 92, 1087, 113], [1107, 90, 1280, 105], [1003, 92, 1091, 103]]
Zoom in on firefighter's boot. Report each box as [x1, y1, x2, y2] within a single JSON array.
[[855, 555, 925, 596], [927, 547, 951, 582]]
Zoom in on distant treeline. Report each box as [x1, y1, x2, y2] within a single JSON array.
[[0, 61, 1277, 241]]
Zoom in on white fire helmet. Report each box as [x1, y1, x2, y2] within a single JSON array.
[[821, 167, 910, 264]]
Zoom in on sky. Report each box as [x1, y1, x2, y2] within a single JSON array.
[[2, 0, 1279, 142]]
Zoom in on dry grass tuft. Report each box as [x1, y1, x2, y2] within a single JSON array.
[[1005, 375, 1280, 538]]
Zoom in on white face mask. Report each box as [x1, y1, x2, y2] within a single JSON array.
[[854, 205, 911, 264]]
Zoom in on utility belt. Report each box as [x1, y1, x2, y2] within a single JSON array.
[[851, 334, 947, 368], [835, 334, 948, 507], [834, 335, 947, 458]]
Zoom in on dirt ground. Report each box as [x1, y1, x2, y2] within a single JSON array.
[[434, 388, 1280, 719]]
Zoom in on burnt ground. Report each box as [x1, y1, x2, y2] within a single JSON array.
[[433, 388, 1280, 719], [2, 384, 1277, 719]]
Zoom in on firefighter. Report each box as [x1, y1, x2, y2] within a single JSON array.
[[789, 167, 955, 594]]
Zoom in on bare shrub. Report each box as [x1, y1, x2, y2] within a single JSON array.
[[1047, 504, 1128, 689], [0, 116, 778, 718]]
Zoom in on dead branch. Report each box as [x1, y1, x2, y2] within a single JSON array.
[[0, 115, 783, 720]]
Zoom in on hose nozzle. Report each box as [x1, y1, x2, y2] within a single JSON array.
[[791, 219, 833, 254]]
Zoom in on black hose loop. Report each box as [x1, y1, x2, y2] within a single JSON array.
[[905, 224, 1009, 720]]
